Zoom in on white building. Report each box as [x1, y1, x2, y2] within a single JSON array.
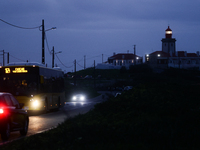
[[145, 26, 200, 70], [96, 53, 143, 69]]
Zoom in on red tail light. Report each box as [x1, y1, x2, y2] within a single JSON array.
[[0, 108, 3, 114]]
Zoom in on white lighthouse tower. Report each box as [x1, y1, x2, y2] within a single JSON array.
[[161, 26, 176, 54]]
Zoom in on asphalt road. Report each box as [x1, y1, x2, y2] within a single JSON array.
[[0, 92, 108, 146]]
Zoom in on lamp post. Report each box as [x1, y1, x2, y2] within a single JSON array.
[[41, 19, 56, 65], [52, 46, 62, 68]]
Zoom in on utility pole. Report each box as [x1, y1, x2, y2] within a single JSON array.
[[134, 45, 136, 65], [74, 59, 76, 86], [94, 60, 96, 89], [7, 52, 9, 64], [84, 55, 86, 69], [42, 19, 45, 64], [102, 54, 103, 63], [52, 46, 54, 68], [0, 50, 9, 66], [2, 50, 4, 66]]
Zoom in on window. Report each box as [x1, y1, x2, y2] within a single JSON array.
[[4, 95, 13, 106], [10, 95, 19, 108]]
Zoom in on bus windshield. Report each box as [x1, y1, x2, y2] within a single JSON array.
[[0, 74, 38, 96]]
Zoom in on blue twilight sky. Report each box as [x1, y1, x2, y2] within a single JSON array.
[[0, 0, 200, 72]]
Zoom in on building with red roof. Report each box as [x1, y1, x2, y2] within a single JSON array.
[[145, 26, 200, 69], [96, 51, 143, 69]]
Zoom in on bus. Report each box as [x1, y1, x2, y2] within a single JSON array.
[[0, 62, 65, 113]]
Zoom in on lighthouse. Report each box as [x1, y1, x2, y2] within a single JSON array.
[[161, 26, 176, 54]]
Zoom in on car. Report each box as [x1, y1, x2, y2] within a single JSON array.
[[84, 75, 92, 79], [115, 92, 121, 97], [124, 86, 133, 91], [72, 94, 86, 102], [0, 92, 29, 141]]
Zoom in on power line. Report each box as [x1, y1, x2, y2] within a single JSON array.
[[76, 62, 84, 68], [86, 54, 101, 60], [45, 34, 52, 55], [9, 54, 26, 62], [55, 55, 73, 68], [0, 19, 41, 29]]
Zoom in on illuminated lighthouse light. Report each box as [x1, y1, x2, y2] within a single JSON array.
[[166, 31, 172, 34]]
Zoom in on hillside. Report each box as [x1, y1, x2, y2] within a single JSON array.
[[2, 67, 200, 149]]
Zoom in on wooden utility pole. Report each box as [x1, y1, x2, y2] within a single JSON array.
[[74, 59, 76, 86], [2, 50, 4, 66], [42, 19, 45, 64], [84, 55, 86, 69], [134, 45, 136, 65], [94, 60, 96, 89], [52, 46, 54, 68], [7, 52, 9, 64]]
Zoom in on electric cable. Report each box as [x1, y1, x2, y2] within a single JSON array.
[[86, 54, 101, 60], [55, 54, 73, 68], [9, 54, 26, 62], [0, 19, 41, 29], [76, 62, 84, 68], [45, 34, 52, 55]]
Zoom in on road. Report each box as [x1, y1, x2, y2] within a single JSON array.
[[0, 92, 108, 145]]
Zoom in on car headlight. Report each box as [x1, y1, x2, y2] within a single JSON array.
[[80, 96, 85, 101], [72, 96, 77, 100]]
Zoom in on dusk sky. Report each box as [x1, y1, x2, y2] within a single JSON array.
[[0, 0, 199, 72]]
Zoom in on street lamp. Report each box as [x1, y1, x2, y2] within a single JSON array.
[[52, 46, 62, 68], [40, 19, 56, 65]]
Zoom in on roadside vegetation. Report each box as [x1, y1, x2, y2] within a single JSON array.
[[2, 66, 200, 149]]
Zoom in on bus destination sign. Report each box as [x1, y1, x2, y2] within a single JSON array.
[[5, 67, 28, 74]]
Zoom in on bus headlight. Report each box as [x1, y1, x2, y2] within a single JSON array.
[[32, 100, 39, 107]]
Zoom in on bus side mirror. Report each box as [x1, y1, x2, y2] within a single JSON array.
[[40, 75, 44, 84]]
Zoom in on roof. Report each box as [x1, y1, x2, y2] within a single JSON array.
[[166, 26, 172, 31], [149, 51, 199, 58], [149, 51, 170, 57], [0, 92, 11, 96], [6, 62, 45, 67], [109, 53, 140, 60]]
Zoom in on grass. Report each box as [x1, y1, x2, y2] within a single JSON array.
[[2, 68, 200, 149]]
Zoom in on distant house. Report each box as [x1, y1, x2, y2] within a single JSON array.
[[96, 53, 143, 69], [145, 26, 200, 70]]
